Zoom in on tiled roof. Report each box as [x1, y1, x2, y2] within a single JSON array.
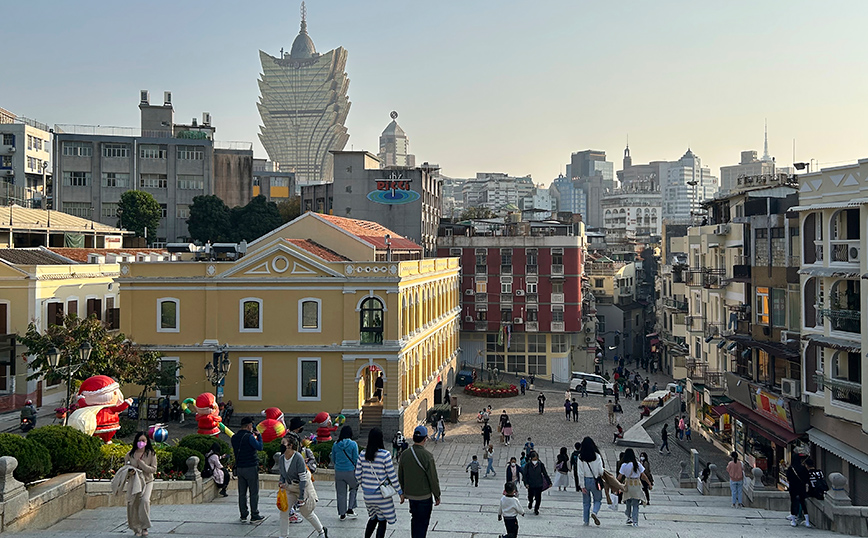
[[0, 248, 75, 265], [285, 239, 349, 262], [48, 248, 168, 263], [315, 214, 422, 250], [0, 206, 126, 234]]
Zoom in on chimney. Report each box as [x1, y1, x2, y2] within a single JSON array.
[[140, 90, 150, 104]]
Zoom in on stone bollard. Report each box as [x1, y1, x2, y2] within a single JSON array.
[[0, 456, 29, 529], [678, 460, 696, 488], [825, 472, 851, 506], [185, 456, 201, 481], [690, 449, 700, 479], [751, 467, 764, 490], [708, 463, 719, 483], [270, 453, 281, 474]]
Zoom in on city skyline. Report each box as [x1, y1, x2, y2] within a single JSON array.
[[4, 1, 868, 184]]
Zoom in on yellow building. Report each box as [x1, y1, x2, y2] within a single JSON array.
[[0, 247, 130, 412], [119, 212, 461, 436]]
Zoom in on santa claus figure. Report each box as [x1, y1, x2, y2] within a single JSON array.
[[256, 407, 287, 443], [75, 375, 132, 443], [311, 411, 338, 443], [191, 392, 222, 436]]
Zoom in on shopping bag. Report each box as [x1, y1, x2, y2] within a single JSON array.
[[277, 487, 289, 512]]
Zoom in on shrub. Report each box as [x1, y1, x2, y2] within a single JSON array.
[[28, 425, 102, 475], [155, 448, 173, 473], [88, 443, 132, 479], [164, 445, 204, 473], [310, 440, 334, 467], [117, 418, 137, 439], [178, 434, 231, 460], [0, 433, 52, 483]]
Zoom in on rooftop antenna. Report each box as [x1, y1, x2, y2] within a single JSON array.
[[762, 119, 771, 161], [300, 1, 307, 33]]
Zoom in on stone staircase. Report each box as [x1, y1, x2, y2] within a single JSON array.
[[359, 401, 383, 439]]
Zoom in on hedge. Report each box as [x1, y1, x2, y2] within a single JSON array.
[[88, 443, 132, 479], [178, 434, 232, 462], [426, 404, 452, 423], [0, 433, 51, 483], [27, 425, 102, 475], [163, 445, 205, 473], [117, 418, 137, 439]]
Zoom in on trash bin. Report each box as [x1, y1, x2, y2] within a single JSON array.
[[450, 406, 460, 423], [450, 396, 458, 408]]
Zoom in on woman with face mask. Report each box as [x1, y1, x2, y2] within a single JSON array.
[[638, 452, 653, 505], [125, 431, 157, 536], [278, 433, 328, 538]]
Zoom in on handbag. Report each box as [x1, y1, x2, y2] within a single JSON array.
[[276, 487, 289, 512], [370, 458, 397, 499], [541, 471, 552, 492], [587, 462, 604, 491]]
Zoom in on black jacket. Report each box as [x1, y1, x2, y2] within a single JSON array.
[[522, 460, 550, 489], [232, 429, 263, 469]]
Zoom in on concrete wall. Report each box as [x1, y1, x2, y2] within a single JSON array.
[[214, 149, 253, 209]]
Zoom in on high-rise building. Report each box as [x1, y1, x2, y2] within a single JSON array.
[[719, 150, 777, 194], [0, 108, 52, 207], [378, 111, 415, 168], [257, 4, 350, 184], [554, 150, 615, 228], [662, 149, 718, 223]]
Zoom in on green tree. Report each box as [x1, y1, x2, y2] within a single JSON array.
[[276, 196, 302, 223], [458, 206, 497, 221], [118, 190, 161, 244], [230, 195, 283, 242], [187, 195, 232, 243], [18, 315, 181, 420]]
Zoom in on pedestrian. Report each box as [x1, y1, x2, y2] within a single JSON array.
[[553, 447, 571, 491], [570, 442, 582, 491], [805, 457, 828, 501], [606, 399, 615, 425], [617, 448, 652, 527], [482, 421, 492, 447], [277, 433, 328, 538], [652, 382, 658, 392], [392, 430, 408, 459], [786, 454, 810, 527], [205, 442, 229, 497], [638, 452, 653, 505], [484, 444, 497, 478], [565, 389, 572, 402], [537, 392, 546, 414], [123, 431, 157, 536], [435, 416, 446, 443], [520, 452, 527, 466], [498, 481, 525, 538], [520, 377, 527, 395], [576, 436, 605, 526], [642, 380, 649, 398], [685, 424, 692, 441], [170, 400, 181, 422], [502, 419, 513, 446], [564, 398, 572, 420], [223, 400, 234, 422], [529, 374, 535, 389], [612, 424, 624, 443], [330, 425, 360, 521], [581, 379, 588, 397], [726, 451, 744, 508], [472, 368, 478, 382], [571, 398, 579, 422], [499, 410, 509, 442], [232, 417, 264, 523], [398, 425, 441, 538], [465, 455, 480, 487], [678, 416, 686, 440], [603, 370, 610, 381], [521, 451, 550, 516], [356, 428, 402, 538], [659, 424, 671, 454], [506, 456, 523, 490], [373, 372, 384, 401], [524, 437, 534, 454]]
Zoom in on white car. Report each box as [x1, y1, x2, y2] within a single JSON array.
[[570, 372, 615, 395]]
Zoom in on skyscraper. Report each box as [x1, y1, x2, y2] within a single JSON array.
[[257, 3, 351, 184], [378, 111, 415, 168]]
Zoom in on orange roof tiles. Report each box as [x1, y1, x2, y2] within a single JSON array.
[[285, 239, 350, 262], [49, 248, 168, 263], [315, 214, 422, 250]]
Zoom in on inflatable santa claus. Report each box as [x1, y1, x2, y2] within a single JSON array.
[[311, 411, 338, 442], [256, 407, 287, 443], [73, 375, 132, 443]]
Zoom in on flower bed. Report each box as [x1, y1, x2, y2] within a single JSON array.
[[463, 383, 519, 398]]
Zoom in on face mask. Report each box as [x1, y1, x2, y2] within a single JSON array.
[[640, 456, 646, 461], [136, 441, 147, 449]]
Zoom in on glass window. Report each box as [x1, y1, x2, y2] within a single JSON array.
[[501, 281, 512, 294], [771, 288, 787, 328], [551, 334, 567, 353], [101, 172, 130, 188], [2, 134, 13, 146], [299, 358, 320, 400], [241, 358, 261, 399], [158, 299, 179, 331], [62, 202, 90, 218], [501, 309, 512, 322], [552, 306, 564, 322], [507, 354, 525, 373], [528, 355, 547, 375], [176, 205, 190, 219], [242, 300, 261, 331], [101, 203, 119, 219], [527, 334, 545, 352], [756, 287, 770, 325], [177, 175, 205, 190], [486, 354, 505, 371], [527, 282, 537, 294], [360, 297, 384, 344], [102, 143, 130, 158], [552, 281, 564, 294], [63, 171, 90, 186], [156, 358, 179, 398], [176, 145, 204, 160], [301, 299, 319, 331], [61, 141, 92, 156], [159, 204, 168, 219], [139, 145, 166, 159], [140, 174, 168, 189]]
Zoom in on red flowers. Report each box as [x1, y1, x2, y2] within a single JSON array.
[[463, 383, 519, 398]]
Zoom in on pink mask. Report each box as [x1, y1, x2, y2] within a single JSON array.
[[136, 441, 147, 449]]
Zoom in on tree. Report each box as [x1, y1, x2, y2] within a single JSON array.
[[118, 190, 161, 244], [458, 206, 497, 221], [187, 195, 232, 243], [18, 315, 181, 422], [276, 196, 302, 223], [230, 195, 283, 242]]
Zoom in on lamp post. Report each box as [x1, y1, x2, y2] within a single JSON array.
[[205, 346, 231, 402], [46, 341, 93, 425]]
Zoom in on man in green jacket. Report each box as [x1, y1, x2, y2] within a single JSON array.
[[398, 425, 441, 538]]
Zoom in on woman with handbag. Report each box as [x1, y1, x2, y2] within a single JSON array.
[[617, 448, 652, 527], [277, 433, 328, 538], [553, 447, 571, 491], [521, 451, 550, 516], [356, 427, 403, 538], [576, 436, 605, 526], [124, 432, 158, 536], [330, 426, 360, 520]]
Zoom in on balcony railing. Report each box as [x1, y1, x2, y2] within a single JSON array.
[[819, 308, 861, 334], [815, 373, 862, 406], [551, 264, 564, 276], [526, 293, 538, 304], [501, 294, 513, 304], [662, 297, 688, 311], [704, 268, 726, 289], [501, 264, 513, 275], [475, 321, 488, 331], [525, 321, 539, 332], [704, 322, 725, 339], [551, 321, 565, 332], [687, 269, 704, 287], [686, 316, 705, 331], [475, 293, 487, 303], [814, 242, 824, 263], [551, 293, 564, 303], [686, 359, 707, 380], [476, 265, 487, 274], [706, 369, 725, 390], [830, 239, 860, 263], [526, 265, 538, 274]]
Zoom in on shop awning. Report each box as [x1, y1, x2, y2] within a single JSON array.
[[807, 428, 868, 473], [790, 198, 868, 212], [726, 401, 801, 445], [711, 405, 728, 416], [798, 266, 861, 278], [725, 334, 800, 359], [803, 334, 861, 353]]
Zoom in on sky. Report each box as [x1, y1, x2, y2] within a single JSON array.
[[4, 1, 868, 185]]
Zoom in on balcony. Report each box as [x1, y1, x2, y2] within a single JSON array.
[[501, 294, 513, 305], [686, 316, 705, 332], [661, 297, 688, 311], [551, 264, 564, 277], [703, 268, 726, 289], [476, 264, 487, 274], [475, 293, 487, 303], [551, 321, 565, 332], [525, 321, 539, 332], [501, 264, 513, 275], [815, 373, 862, 406], [526, 293, 538, 304], [686, 359, 707, 380], [526, 265, 538, 274], [475, 321, 488, 331], [830, 240, 860, 264], [704, 322, 725, 340], [819, 308, 861, 334], [732, 256, 751, 281], [687, 269, 704, 287], [551, 293, 564, 303]]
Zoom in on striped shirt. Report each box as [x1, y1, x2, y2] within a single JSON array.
[[355, 448, 402, 495]]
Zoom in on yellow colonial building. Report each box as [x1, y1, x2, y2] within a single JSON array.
[[118, 212, 461, 436]]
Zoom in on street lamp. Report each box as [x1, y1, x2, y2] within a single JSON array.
[[46, 341, 93, 425], [205, 347, 231, 402]]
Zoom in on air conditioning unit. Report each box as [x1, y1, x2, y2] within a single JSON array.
[[585, 325, 592, 333], [781, 378, 800, 399], [515, 289, 525, 296], [585, 336, 593, 343], [464, 316, 473, 323], [715, 224, 731, 235], [8, 147, 15, 153], [4, 170, 13, 176], [848, 246, 860, 263], [465, 289, 474, 296], [513, 318, 523, 324]]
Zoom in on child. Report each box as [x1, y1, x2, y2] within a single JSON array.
[[685, 424, 692, 441], [613, 424, 624, 443], [466, 455, 481, 487], [519, 452, 527, 466], [498, 481, 525, 538], [524, 437, 534, 454]]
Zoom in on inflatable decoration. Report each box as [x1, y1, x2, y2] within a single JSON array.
[[256, 406, 287, 443], [68, 375, 132, 443], [181, 393, 234, 437], [334, 414, 346, 428], [310, 411, 338, 443], [148, 423, 169, 443]]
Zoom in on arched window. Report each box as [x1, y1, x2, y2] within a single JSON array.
[[360, 297, 385, 344], [240, 298, 262, 332], [298, 298, 321, 332]]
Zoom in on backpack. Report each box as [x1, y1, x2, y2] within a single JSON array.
[[808, 469, 828, 499], [201, 454, 214, 478]]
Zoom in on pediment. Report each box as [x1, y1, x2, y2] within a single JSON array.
[[220, 242, 343, 279]]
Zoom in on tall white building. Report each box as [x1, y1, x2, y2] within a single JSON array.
[[720, 150, 776, 194], [0, 108, 52, 207], [663, 149, 718, 223], [462, 173, 534, 213], [378, 111, 414, 168]]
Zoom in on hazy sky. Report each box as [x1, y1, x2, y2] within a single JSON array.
[[5, 1, 868, 184]]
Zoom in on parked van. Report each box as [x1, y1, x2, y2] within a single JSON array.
[[569, 372, 615, 395]]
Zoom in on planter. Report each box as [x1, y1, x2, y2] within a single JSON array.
[[55, 412, 67, 420], [463, 383, 519, 398]]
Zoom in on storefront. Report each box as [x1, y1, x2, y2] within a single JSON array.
[[728, 399, 803, 490]]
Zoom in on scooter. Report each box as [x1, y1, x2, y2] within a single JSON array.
[[20, 417, 35, 432]]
